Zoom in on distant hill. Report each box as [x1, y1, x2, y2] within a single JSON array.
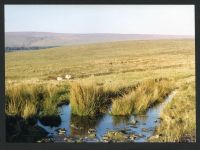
[[5, 32, 194, 50]]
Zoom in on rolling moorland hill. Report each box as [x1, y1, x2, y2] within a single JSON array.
[[5, 39, 195, 81], [5, 32, 194, 50]]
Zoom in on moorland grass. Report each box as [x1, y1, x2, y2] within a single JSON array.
[[149, 79, 195, 142], [5, 39, 194, 80], [69, 79, 108, 116], [111, 78, 175, 115], [5, 81, 70, 119], [69, 77, 136, 116], [111, 92, 135, 115]]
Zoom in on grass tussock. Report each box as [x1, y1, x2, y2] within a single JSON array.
[[149, 79, 195, 142], [5, 82, 70, 119], [5, 83, 42, 118], [111, 78, 175, 115], [69, 79, 107, 116], [111, 92, 135, 115], [69, 77, 135, 116]]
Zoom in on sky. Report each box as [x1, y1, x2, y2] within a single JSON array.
[[5, 5, 194, 35]]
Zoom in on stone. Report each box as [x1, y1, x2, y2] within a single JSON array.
[[148, 135, 159, 141], [37, 140, 42, 143], [130, 118, 137, 125], [142, 128, 149, 132], [88, 128, 96, 134], [129, 134, 137, 140], [59, 128, 66, 133], [88, 133, 96, 138], [56, 128, 66, 135], [102, 136, 109, 140], [138, 134, 145, 138], [129, 124, 138, 128]]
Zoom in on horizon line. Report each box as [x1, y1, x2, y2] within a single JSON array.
[[5, 31, 195, 36]]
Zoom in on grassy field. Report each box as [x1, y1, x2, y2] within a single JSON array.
[[5, 39, 195, 142], [5, 39, 194, 81]]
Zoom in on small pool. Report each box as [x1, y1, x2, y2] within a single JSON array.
[[37, 91, 176, 142]]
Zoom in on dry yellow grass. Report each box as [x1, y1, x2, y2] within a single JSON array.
[[5, 81, 70, 119], [22, 101, 37, 119], [111, 78, 175, 115], [111, 92, 135, 115], [69, 79, 107, 116], [149, 78, 195, 142], [5, 39, 194, 80]]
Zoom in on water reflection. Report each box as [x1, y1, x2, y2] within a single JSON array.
[[39, 116, 62, 127], [70, 114, 103, 137], [112, 116, 130, 126], [135, 115, 148, 122]]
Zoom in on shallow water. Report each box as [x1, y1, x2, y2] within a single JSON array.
[[37, 91, 176, 142]]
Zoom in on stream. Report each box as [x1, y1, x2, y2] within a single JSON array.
[[37, 91, 176, 143]]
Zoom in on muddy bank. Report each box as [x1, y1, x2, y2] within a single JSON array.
[[6, 116, 48, 142]]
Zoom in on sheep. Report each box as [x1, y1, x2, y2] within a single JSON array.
[[57, 77, 63, 81], [65, 74, 72, 80]]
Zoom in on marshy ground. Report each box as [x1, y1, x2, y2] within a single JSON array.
[[5, 39, 195, 143]]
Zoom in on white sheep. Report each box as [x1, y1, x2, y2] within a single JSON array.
[[57, 77, 63, 81], [65, 74, 72, 80]]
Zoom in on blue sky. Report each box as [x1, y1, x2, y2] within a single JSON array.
[[5, 5, 194, 35]]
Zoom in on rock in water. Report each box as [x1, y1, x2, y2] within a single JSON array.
[[142, 128, 149, 132], [130, 118, 137, 125], [88, 128, 96, 134], [148, 135, 159, 141], [58, 128, 66, 135]]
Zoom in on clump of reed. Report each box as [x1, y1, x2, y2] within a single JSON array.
[[111, 78, 174, 115], [5, 83, 44, 119], [111, 92, 135, 115], [69, 77, 135, 116], [149, 79, 195, 142], [69, 79, 107, 116], [5, 82, 70, 120]]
